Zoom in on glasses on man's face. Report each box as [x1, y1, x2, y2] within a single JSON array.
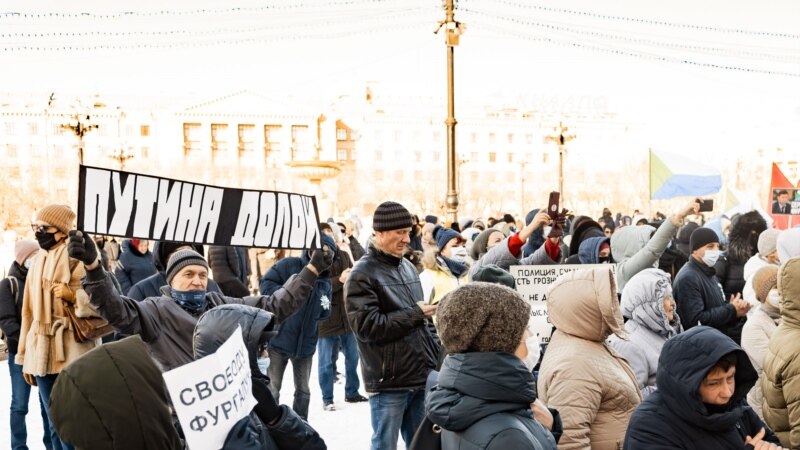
[[31, 224, 56, 233], [339, 229, 346, 235]]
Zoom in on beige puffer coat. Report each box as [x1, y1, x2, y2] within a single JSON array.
[[538, 267, 642, 450], [762, 257, 800, 448]]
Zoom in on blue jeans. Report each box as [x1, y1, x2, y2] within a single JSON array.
[[36, 374, 73, 450], [317, 334, 360, 402], [369, 389, 425, 450], [267, 350, 313, 420], [8, 353, 52, 450]]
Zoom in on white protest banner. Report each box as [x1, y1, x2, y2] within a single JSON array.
[[162, 326, 257, 450], [510, 264, 617, 345], [78, 165, 321, 249]]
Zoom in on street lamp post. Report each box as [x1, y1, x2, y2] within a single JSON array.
[[62, 110, 98, 165], [437, 0, 465, 225], [545, 121, 576, 203]]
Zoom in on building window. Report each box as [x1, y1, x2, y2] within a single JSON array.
[[470, 151, 479, 162], [414, 151, 422, 163], [290, 125, 309, 160], [489, 133, 496, 144], [264, 124, 282, 160], [507, 133, 514, 144], [412, 131, 421, 143], [543, 153, 549, 164], [375, 151, 383, 162], [140, 125, 150, 137], [141, 147, 149, 158], [238, 124, 256, 153], [470, 132, 478, 144], [337, 148, 348, 161], [6, 144, 17, 157], [432, 151, 440, 162], [433, 131, 441, 143], [526, 133, 534, 145], [29, 145, 41, 157], [5, 122, 15, 136], [99, 123, 109, 137], [28, 123, 39, 135], [394, 130, 403, 142], [183, 123, 202, 154], [336, 128, 348, 141], [211, 124, 228, 152], [489, 152, 497, 163], [507, 153, 513, 163], [351, 149, 358, 160], [525, 152, 534, 162]]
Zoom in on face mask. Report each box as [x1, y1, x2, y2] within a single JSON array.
[[523, 335, 541, 371], [767, 290, 782, 308], [172, 288, 207, 313], [598, 256, 610, 264], [702, 249, 720, 267], [24, 258, 34, 269], [257, 356, 270, 376], [543, 226, 552, 237], [450, 247, 468, 263], [35, 231, 59, 250]]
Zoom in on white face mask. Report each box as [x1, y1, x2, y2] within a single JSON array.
[[767, 290, 782, 309], [702, 249, 720, 267], [450, 246, 468, 263], [543, 226, 552, 237], [257, 356, 270, 376], [523, 335, 541, 371]]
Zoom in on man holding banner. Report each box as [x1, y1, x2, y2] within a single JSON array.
[[66, 231, 333, 372]]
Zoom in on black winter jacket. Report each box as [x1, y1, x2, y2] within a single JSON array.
[[195, 305, 327, 450], [0, 262, 27, 352], [714, 251, 747, 300], [319, 250, 354, 337], [624, 326, 780, 450], [209, 246, 251, 297], [345, 245, 438, 392], [673, 257, 745, 344], [427, 353, 558, 450]]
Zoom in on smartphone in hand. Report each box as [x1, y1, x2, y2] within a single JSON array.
[[698, 199, 714, 212]]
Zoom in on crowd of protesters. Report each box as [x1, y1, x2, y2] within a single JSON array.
[[1, 198, 799, 450]]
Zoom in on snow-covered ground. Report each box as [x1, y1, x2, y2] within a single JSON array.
[[1, 351, 398, 449]]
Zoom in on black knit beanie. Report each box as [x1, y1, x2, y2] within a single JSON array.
[[373, 201, 413, 232], [690, 227, 720, 252]]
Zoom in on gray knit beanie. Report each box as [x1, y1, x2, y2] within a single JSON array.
[[166, 249, 209, 285], [437, 282, 530, 354]]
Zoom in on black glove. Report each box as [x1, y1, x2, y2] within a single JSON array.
[[252, 377, 282, 425], [309, 246, 333, 274], [67, 230, 99, 266]]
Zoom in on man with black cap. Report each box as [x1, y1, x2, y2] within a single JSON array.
[[346, 201, 439, 450], [66, 230, 332, 372], [673, 227, 750, 344]]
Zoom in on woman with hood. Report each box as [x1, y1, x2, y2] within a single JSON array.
[[468, 210, 560, 279], [577, 236, 612, 264], [714, 211, 768, 300], [537, 267, 642, 450], [741, 265, 781, 420], [624, 326, 781, 449], [194, 304, 327, 450], [742, 229, 781, 307], [114, 239, 157, 295], [610, 269, 683, 398], [419, 225, 469, 308], [762, 256, 800, 447]]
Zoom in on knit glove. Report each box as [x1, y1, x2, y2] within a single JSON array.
[[548, 208, 569, 238], [309, 246, 333, 274], [67, 230, 99, 266]]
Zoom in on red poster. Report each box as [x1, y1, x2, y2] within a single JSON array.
[[768, 163, 796, 229]]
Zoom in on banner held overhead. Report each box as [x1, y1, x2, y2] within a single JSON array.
[[78, 165, 321, 249]]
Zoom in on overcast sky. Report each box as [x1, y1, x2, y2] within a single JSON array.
[[1, 0, 798, 160]]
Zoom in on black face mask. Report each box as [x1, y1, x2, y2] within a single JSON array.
[[35, 231, 60, 250], [598, 256, 611, 264]]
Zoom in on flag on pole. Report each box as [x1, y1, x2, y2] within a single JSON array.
[[649, 149, 722, 200]]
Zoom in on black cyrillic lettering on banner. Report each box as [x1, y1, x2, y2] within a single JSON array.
[[78, 165, 320, 249]]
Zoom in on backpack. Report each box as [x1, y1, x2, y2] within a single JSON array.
[[0, 276, 20, 359]]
